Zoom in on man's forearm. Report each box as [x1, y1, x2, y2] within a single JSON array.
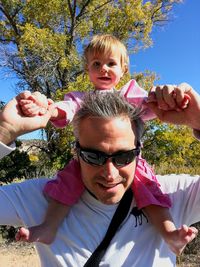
[[0, 122, 16, 145]]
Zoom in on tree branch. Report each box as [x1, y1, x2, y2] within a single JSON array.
[[0, 6, 20, 37], [76, 0, 113, 22]]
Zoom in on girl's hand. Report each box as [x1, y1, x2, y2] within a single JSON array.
[[18, 91, 53, 116]]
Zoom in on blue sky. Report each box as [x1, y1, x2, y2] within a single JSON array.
[[0, 0, 199, 139], [131, 0, 200, 91]]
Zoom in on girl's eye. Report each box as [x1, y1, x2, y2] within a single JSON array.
[[108, 61, 116, 67], [93, 61, 100, 68]]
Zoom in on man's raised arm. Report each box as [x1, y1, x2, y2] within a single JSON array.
[[0, 96, 51, 146], [147, 83, 200, 132]]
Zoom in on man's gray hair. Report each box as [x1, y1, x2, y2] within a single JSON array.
[[72, 91, 144, 143]]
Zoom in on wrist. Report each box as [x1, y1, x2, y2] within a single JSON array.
[[49, 107, 59, 121], [50, 107, 66, 122], [0, 122, 16, 145]]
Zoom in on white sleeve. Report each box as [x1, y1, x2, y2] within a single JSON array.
[[0, 141, 49, 228], [0, 178, 48, 227], [0, 141, 15, 159], [159, 174, 200, 226], [0, 185, 23, 225]]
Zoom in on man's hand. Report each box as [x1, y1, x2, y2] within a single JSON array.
[[147, 84, 190, 111], [18, 90, 54, 116], [0, 96, 51, 145], [146, 83, 200, 130]]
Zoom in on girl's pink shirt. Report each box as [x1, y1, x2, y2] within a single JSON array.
[[52, 79, 156, 128]]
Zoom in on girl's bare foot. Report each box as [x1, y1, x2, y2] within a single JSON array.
[[15, 223, 57, 244], [167, 224, 198, 255]]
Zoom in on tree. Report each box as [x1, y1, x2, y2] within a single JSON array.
[[0, 140, 37, 184], [1, 0, 188, 176], [131, 69, 200, 175], [142, 121, 200, 174], [0, 0, 182, 96]]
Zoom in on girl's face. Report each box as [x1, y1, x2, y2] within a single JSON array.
[[86, 50, 125, 90]]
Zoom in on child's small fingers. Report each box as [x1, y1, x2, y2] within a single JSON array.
[[39, 108, 47, 115], [47, 98, 54, 105], [27, 106, 41, 116], [21, 103, 41, 116], [162, 85, 177, 109], [27, 94, 38, 102], [153, 86, 165, 107], [154, 85, 170, 110], [32, 91, 48, 108], [19, 99, 33, 106], [21, 102, 38, 110], [146, 90, 157, 103], [174, 87, 188, 107], [20, 108, 35, 117], [189, 226, 198, 235], [16, 90, 32, 100], [180, 95, 190, 109]]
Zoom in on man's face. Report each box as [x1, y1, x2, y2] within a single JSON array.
[[78, 116, 137, 205]]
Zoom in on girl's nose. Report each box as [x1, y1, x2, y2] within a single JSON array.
[[100, 64, 108, 73]]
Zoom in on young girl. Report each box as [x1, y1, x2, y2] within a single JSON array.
[[17, 34, 196, 255]]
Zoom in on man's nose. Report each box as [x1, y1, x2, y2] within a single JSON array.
[[102, 159, 119, 181]]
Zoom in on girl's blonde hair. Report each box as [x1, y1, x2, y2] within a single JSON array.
[[83, 34, 129, 73]]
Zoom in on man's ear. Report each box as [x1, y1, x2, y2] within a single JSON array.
[[72, 143, 79, 161], [73, 153, 79, 161]]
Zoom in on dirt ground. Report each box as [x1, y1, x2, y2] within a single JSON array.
[[0, 241, 199, 267], [0, 242, 40, 267]]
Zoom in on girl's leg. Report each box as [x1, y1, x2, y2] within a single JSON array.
[[144, 205, 198, 255], [16, 160, 84, 244], [16, 199, 70, 244]]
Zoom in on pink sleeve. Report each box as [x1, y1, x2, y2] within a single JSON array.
[[131, 156, 171, 209], [43, 159, 85, 205], [120, 79, 157, 121], [51, 91, 85, 128]]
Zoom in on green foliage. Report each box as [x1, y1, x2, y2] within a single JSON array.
[[0, 101, 5, 109], [133, 70, 159, 91], [142, 121, 200, 175], [0, 226, 17, 242], [40, 123, 74, 173], [0, 140, 37, 184], [1, 1, 200, 251], [0, 0, 182, 96], [1, 0, 189, 181]]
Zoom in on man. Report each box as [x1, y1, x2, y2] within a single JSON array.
[[0, 84, 200, 266]]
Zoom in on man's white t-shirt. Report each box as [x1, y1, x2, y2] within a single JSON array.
[[0, 143, 200, 267]]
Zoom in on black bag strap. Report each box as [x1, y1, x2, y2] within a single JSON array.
[[84, 188, 133, 267]]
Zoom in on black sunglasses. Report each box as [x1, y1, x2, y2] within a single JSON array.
[[76, 142, 140, 167]]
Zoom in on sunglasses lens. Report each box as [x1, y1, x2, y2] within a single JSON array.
[[81, 151, 103, 166], [114, 151, 136, 166], [77, 142, 140, 167]]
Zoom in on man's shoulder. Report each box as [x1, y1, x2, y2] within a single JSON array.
[[157, 174, 200, 195], [157, 174, 200, 226], [0, 178, 51, 227], [1, 178, 49, 198]]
